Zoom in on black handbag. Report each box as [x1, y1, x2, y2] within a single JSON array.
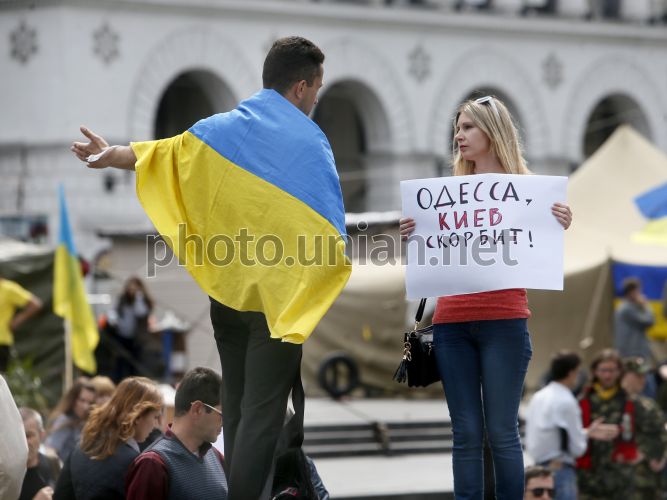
[[393, 298, 440, 387]]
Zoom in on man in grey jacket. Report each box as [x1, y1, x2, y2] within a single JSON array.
[[615, 277, 655, 360]]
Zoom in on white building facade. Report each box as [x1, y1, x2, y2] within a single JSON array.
[[2, 0, 666, 249], [1, 0, 666, 371]]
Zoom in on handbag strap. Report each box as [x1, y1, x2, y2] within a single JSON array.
[[414, 298, 428, 329]]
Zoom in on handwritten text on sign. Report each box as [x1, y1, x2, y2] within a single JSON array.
[[400, 174, 567, 299]]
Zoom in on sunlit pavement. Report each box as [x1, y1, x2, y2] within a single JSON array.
[[305, 398, 532, 499]]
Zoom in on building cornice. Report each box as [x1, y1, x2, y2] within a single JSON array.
[[2, 0, 666, 45]]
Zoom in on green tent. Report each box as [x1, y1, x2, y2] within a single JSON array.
[[0, 238, 64, 410]]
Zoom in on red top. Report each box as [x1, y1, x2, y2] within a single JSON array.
[[432, 288, 531, 324], [125, 428, 225, 500]]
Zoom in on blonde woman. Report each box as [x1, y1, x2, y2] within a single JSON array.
[[90, 375, 116, 407], [400, 96, 572, 499], [54, 377, 162, 500]]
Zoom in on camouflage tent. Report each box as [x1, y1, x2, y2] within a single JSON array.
[[0, 238, 64, 409]]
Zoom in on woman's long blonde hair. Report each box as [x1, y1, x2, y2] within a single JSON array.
[[80, 376, 162, 460], [451, 96, 531, 177]]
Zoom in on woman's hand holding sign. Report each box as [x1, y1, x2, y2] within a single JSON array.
[[551, 202, 572, 229], [399, 217, 416, 240]]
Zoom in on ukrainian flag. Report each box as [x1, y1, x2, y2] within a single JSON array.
[[613, 262, 667, 340], [633, 181, 667, 246], [53, 186, 99, 373], [132, 89, 351, 344]]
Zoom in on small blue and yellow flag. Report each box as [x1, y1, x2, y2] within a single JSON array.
[[53, 185, 99, 373], [131, 89, 351, 344], [633, 182, 667, 246], [635, 182, 667, 220]]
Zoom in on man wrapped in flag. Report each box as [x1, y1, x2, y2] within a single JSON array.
[[70, 37, 350, 498]]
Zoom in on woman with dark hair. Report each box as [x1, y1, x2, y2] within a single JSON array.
[[46, 378, 96, 461], [107, 277, 154, 380], [54, 376, 162, 500]]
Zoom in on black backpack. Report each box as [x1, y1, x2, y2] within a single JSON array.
[[271, 448, 317, 499]]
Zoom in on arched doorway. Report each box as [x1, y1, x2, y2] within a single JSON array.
[[154, 70, 236, 139], [313, 80, 391, 213], [583, 94, 651, 158]]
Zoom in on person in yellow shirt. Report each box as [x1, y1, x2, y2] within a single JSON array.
[[0, 276, 43, 372]]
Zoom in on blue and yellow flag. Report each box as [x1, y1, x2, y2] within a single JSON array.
[[53, 186, 99, 373], [613, 262, 667, 340], [633, 182, 667, 246], [132, 89, 351, 343]]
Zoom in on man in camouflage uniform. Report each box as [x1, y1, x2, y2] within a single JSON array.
[[621, 357, 667, 500], [577, 349, 638, 499]]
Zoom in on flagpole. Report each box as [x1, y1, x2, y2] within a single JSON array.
[[64, 319, 73, 391]]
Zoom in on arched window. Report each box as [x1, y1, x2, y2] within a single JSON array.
[[154, 70, 236, 139], [583, 94, 650, 158]]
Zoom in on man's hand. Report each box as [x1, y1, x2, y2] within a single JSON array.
[[649, 457, 666, 472], [10, 296, 42, 332], [71, 126, 110, 168], [9, 316, 21, 332], [70, 126, 137, 170], [635, 293, 649, 307], [587, 417, 619, 441], [33, 486, 53, 500]]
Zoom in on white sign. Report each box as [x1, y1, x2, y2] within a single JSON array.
[[401, 173, 567, 299]]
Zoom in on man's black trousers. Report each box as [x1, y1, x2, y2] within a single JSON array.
[[210, 299, 302, 500]]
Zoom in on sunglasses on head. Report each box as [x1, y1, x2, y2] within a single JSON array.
[[474, 95, 500, 119], [528, 487, 555, 497]]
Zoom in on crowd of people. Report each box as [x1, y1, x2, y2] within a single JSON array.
[[523, 275, 667, 500], [4, 366, 330, 500], [8, 348, 667, 500], [525, 348, 667, 500], [4, 368, 224, 499]]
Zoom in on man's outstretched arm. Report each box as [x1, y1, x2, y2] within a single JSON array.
[[70, 126, 136, 170]]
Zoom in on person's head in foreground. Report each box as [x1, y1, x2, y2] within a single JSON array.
[[452, 95, 530, 176], [590, 348, 623, 390], [80, 376, 162, 459], [621, 356, 650, 396], [550, 350, 581, 389], [173, 366, 223, 444], [524, 465, 555, 499], [262, 36, 325, 116]]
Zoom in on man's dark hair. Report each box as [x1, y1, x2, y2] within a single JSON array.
[[262, 36, 324, 95], [174, 367, 222, 416], [524, 465, 552, 487], [621, 277, 641, 297], [550, 350, 581, 381]]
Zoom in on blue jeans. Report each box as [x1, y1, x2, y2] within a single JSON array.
[[553, 465, 577, 500], [433, 319, 532, 500]]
